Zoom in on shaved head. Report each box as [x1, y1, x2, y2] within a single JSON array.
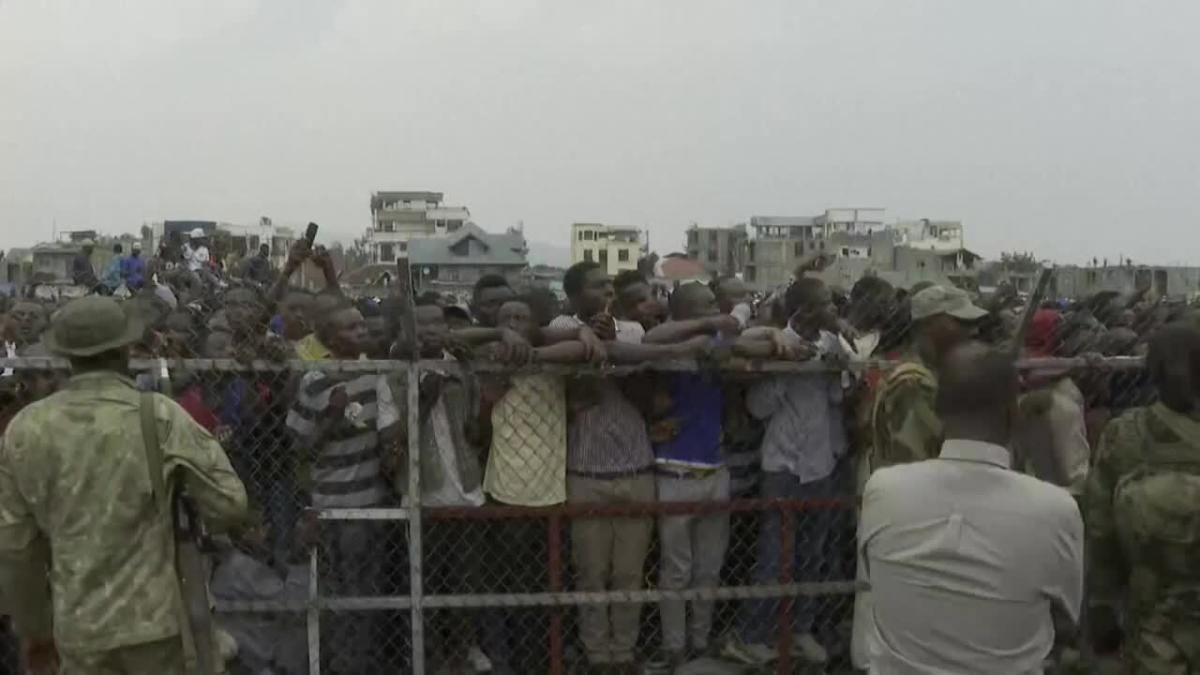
[[1147, 322, 1200, 413], [936, 341, 1019, 446]]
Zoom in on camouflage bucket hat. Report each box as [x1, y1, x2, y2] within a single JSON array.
[[44, 296, 145, 357]]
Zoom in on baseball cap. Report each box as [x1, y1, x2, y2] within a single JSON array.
[[910, 285, 988, 322]]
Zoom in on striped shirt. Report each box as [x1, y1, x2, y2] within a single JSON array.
[[549, 314, 654, 475], [286, 371, 399, 508]]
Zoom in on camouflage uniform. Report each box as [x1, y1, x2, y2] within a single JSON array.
[[0, 296, 248, 673], [1086, 403, 1200, 673], [869, 357, 942, 473]]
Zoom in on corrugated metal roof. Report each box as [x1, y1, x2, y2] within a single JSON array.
[[408, 224, 527, 267]]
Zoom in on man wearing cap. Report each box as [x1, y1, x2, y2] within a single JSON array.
[[0, 296, 248, 673], [869, 284, 987, 472], [184, 228, 211, 274], [121, 241, 147, 290], [71, 239, 99, 290]]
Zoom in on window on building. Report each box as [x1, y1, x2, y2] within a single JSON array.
[[584, 231, 595, 241], [794, 242, 804, 257], [747, 243, 755, 262], [402, 200, 411, 208], [380, 243, 395, 262], [399, 241, 408, 252], [842, 248, 850, 257], [745, 267, 756, 282], [707, 249, 718, 263], [578, 231, 586, 241], [382, 222, 395, 233], [584, 249, 594, 262], [709, 231, 718, 244], [599, 249, 608, 266], [618, 248, 630, 262]]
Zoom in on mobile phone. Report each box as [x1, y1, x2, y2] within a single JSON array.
[[304, 222, 319, 249]]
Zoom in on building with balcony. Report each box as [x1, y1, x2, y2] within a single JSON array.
[[367, 191, 471, 263], [570, 223, 643, 275], [685, 224, 748, 277]]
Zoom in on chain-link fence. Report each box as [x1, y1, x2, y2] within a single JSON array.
[[0, 260, 1183, 673], [0, 349, 1152, 674]]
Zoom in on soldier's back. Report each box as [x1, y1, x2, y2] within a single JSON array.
[[1103, 404, 1200, 672], [3, 371, 181, 654]]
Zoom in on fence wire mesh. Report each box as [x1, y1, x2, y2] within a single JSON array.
[[0, 269, 1174, 674]]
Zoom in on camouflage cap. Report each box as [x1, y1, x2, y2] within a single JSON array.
[[44, 296, 145, 357], [911, 285, 988, 322]]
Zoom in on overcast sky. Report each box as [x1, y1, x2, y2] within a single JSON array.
[[2, 0, 1198, 265]]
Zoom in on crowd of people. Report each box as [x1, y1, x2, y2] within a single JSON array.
[[0, 232, 1197, 675]]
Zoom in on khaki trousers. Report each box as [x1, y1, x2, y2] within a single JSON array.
[[568, 473, 655, 665]]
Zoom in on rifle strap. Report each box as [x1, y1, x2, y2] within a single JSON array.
[[140, 393, 210, 675]]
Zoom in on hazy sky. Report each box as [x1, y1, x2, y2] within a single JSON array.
[[2, 0, 1198, 265]]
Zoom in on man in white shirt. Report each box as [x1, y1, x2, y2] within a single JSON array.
[[184, 227, 211, 273], [859, 342, 1084, 675]]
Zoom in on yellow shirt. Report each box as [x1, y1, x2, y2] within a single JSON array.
[[484, 374, 567, 507], [294, 334, 332, 361]]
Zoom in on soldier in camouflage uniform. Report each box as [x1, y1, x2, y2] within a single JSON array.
[[868, 285, 987, 474], [1086, 322, 1200, 674], [0, 296, 248, 674]]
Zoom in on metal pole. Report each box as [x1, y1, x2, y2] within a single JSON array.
[[407, 363, 425, 672], [307, 547, 321, 675], [776, 508, 795, 675]]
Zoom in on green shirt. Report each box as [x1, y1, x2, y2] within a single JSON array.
[[0, 371, 247, 653]]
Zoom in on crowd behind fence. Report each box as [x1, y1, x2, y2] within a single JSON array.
[[0, 352, 1152, 674], [0, 244, 1184, 674]]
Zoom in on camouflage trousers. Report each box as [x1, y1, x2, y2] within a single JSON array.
[[59, 637, 185, 675], [1124, 616, 1200, 675]]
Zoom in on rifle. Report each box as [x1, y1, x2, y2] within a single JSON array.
[[141, 358, 218, 675]]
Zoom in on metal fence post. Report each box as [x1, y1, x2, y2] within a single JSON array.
[[407, 360, 425, 673]]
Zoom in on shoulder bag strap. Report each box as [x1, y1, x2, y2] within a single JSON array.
[[140, 392, 213, 675]]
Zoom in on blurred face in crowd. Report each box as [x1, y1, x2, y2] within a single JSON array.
[[497, 301, 539, 342], [363, 313, 389, 358], [573, 267, 614, 318], [618, 280, 665, 329], [414, 305, 450, 358], [714, 278, 751, 315], [161, 312, 197, 358], [473, 284, 515, 327], [788, 282, 838, 337], [920, 314, 977, 364], [325, 308, 368, 359], [224, 289, 264, 336], [204, 330, 236, 359], [671, 283, 720, 322], [444, 306, 472, 331], [280, 292, 312, 341], [8, 302, 48, 346]]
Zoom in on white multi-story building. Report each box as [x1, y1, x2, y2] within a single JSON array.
[[570, 223, 644, 275], [367, 191, 471, 263]]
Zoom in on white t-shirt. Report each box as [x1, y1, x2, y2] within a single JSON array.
[[185, 243, 210, 272], [422, 395, 486, 508]]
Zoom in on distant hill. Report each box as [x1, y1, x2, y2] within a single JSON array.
[[526, 239, 571, 268]]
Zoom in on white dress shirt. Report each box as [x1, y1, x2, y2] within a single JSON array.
[[858, 439, 1084, 675]]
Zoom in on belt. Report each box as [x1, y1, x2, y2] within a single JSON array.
[[567, 467, 653, 480], [655, 465, 724, 479]]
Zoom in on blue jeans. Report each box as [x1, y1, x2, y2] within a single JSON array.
[[740, 471, 833, 644]]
